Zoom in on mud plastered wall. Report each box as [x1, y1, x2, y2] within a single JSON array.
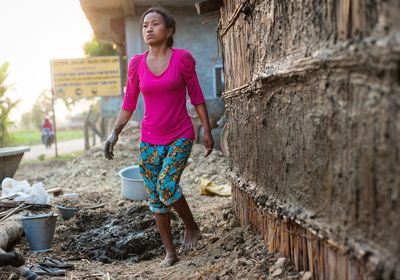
[[220, 0, 400, 277]]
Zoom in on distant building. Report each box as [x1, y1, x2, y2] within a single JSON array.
[[80, 0, 223, 122]]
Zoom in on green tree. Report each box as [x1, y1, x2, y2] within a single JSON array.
[[0, 62, 20, 147], [84, 35, 126, 84], [19, 90, 53, 132], [31, 89, 53, 129], [20, 111, 32, 130], [83, 36, 118, 57]]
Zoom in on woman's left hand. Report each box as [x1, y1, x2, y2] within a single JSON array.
[[203, 129, 214, 157]]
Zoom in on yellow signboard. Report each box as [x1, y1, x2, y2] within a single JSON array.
[[50, 56, 121, 97]]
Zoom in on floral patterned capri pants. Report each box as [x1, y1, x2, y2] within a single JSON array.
[[138, 138, 193, 214]]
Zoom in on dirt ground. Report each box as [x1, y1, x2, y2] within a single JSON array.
[[1, 122, 309, 279]]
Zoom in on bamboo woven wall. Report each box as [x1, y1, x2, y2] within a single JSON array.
[[219, 1, 253, 90], [231, 179, 375, 280], [219, 0, 400, 278]]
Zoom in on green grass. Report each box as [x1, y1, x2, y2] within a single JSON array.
[[21, 150, 85, 164], [9, 129, 83, 146]]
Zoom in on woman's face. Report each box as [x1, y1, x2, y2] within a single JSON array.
[[142, 12, 171, 47]]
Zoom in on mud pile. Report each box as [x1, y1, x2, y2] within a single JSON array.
[[56, 204, 184, 263]]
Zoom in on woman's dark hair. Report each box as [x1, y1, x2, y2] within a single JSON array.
[[141, 6, 176, 47]]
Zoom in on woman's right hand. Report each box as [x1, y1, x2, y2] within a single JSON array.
[[104, 110, 133, 160], [104, 130, 119, 160], [203, 129, 214, 157]]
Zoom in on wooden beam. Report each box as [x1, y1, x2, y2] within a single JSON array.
[[46, 187, 64, 197], [122, 0, 135, 16], [0, 218, 22, 250], [195, 0, 222, 15], [337, 0, 351, 39], [351, 0, 365, 36]]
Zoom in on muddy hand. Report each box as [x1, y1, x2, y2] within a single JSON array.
[[104, 130, 119, 160], [203, 130, 214, 157]]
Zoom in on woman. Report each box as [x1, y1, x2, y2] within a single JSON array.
[[41, 117, 54, 148], [104, 6, 214, 267]]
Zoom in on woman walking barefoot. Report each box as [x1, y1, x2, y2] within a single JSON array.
[[104, 6, 214, 267]]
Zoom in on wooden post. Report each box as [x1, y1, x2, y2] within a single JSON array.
[[0, 218, 38, 279], [49, 62, 59, 158], [195, 0, 223, 15], [351, 0, 365, 36], [51, 89, 58, 157], [84, 123, 89, 151], [101, 117, 107, 141], [337, 0, 351, 39], [92, 127, 96, 146]]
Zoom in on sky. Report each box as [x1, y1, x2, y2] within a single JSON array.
[[0, 0, 93, 123]]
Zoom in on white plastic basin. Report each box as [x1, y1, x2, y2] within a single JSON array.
[[118, 165, 148, 201]]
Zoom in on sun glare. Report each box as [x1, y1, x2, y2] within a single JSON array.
[[0, 0, 93, 122]]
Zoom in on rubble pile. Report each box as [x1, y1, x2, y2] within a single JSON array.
[[2, 121, 310, 279], [187, 203, 307, 280]]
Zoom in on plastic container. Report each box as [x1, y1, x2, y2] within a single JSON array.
[[20, 213, 58, 252], [56, 205, 79, 220], [118, 165, 147, 201]]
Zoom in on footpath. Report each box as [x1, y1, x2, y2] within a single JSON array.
[[22, 138, 86, 161]]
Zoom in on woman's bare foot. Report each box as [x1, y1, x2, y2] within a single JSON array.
[[179, 226, 200, 253], [160, 252, 179, 267]]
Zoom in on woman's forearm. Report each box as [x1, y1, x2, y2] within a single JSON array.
[[113, 109, 133, 134], [194, 103, 211, 132]]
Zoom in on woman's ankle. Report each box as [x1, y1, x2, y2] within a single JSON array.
[[165, 249, 177, 257]]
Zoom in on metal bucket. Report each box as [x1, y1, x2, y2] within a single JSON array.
[[56, 205, 79, 220], [20, 213, 58, 252]]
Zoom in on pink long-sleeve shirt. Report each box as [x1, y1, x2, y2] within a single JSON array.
[[122, 48, 205, 145]]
